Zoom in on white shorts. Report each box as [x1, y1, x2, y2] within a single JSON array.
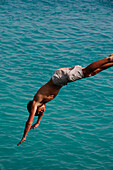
[[52, 65, 84, 86]]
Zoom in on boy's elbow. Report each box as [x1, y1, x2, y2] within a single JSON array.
[[26, 121, 32, 126]]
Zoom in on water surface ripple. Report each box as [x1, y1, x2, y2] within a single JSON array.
[[0, 0, 113, 169]]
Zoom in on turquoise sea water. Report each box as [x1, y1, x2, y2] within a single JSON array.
[[0, 0, 113, 169]]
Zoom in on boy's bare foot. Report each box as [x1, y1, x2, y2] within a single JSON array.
[[106, 53, 113, 62]]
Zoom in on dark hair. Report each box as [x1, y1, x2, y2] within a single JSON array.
[[27, 100, 33, 113]]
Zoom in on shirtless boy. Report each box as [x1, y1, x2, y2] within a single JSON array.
[[17, 54, 113, 146]]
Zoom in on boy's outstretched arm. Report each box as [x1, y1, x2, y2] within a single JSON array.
[[30, 111, 44, 130], [17, 100, 37, 146]]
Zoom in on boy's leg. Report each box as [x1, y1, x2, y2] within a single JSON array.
[[83, 54, 113, 77], [88, 62, 113, 76]]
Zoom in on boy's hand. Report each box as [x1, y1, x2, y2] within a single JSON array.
[[17, 137, 26, 146], [30, 123, 39, 130]]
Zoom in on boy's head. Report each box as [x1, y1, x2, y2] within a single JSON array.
[[27, 100, 33, 114]]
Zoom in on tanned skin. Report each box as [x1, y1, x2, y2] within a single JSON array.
[[17, 54, 113, 146]]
